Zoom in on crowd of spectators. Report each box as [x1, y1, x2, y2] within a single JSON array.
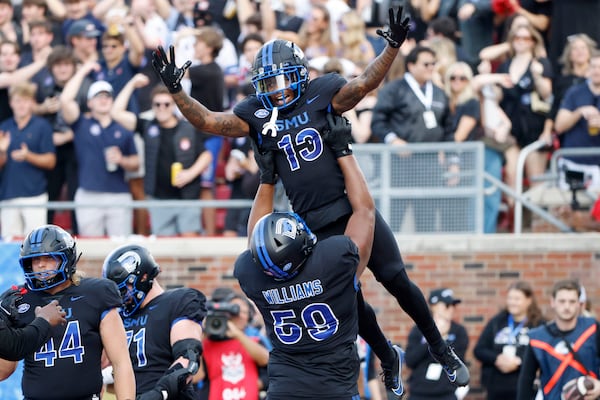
[[0, 0, 599, 237]]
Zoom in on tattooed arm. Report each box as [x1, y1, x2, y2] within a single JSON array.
[[332, 45, 400, 113], [332, 7, 408, 113], [171, 92, 250, 138]]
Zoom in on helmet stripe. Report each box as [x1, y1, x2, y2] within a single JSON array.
[[30, 228, 43, 251], [254, 218, 286, 278]]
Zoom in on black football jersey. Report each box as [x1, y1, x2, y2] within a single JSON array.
[[234, 74, 352, 230], [121, 288, 206, 394], [17, 278, 122, 400], [234, 236, 360, 398]]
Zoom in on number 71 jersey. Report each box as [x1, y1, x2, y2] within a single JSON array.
[[17, 277, 122, 400]]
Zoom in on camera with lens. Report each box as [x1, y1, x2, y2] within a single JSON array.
[[204, 301, 240, 340]]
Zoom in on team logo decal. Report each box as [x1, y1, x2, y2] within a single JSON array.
[[254, 109, 270, 119], [116, 251, 141, 273], [275, 217, 297, 239]]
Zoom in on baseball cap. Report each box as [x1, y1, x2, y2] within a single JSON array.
[[68, 19, 101, 38], [87, 81, 113, 100], [429, 288, 461, 306]]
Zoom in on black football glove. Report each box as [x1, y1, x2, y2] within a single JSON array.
[[322, 113, 353, 158], [251, 140, 278, 184], [137, 363, 191, 400], [0, 285, 27, 326], [376, 7, 410, 49], [151, 45, 192, 94]]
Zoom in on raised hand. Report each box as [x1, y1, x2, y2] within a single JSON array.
[[151, 45, 191, 94], [376, 7, 410, 49], [322, 113, 353, 158]]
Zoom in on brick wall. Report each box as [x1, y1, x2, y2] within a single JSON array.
[[76, 234, 600, 400]]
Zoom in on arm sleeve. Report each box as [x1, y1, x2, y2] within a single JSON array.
[[0, 317, 51, 361]]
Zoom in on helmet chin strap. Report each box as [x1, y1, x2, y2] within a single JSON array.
[[261, 106, 279, 137]]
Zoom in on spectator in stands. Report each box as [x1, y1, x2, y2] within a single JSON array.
[[187, 26, 226, 236], [457, 1, 494, 65], [444, 61, 503, 233], [404, 0, 440, 43], [371, 45, 453, 233], [0, 40, 51, 122], [472, 60, 519, 232], [275, 4, 337, 60], [496, 24, 553, 195], [66, 18, 101, 64], [94, 26, 145, 113], [19, 20, 54, 71], [61, 0, 104, 45], [559, 196, 600, 232], [60, 65, 139, 237], [336, 9, 376, 72], [554, 51, 600, 194], [506, 0, 551, 40], [548, 0, 600, 74], [20, 0, 65, 45], [405, 288, 469, 400], [223, 136, 258, 237], [425, 36, 457, 87], [0, 0, 24, 46], [0, 82, 56, 239], [479, 14, 544, 66], [427, 16, 472, 68], [552, 34, 598, 127], [34, 46, 89, 233], [112, 74, 213, 237], [224, 32, 264, 105], [474, 280, 545, 400]]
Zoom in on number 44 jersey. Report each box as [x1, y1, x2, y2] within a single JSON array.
[[16, 277, 122, 400]]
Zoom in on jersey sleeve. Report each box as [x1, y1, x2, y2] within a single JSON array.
[[93, 278, 124, 315], [314, 236, 359, 282], [168, 288, 207, 324]]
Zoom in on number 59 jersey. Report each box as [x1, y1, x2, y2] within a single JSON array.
[[234, 73, 352, 231], [16, 278, 122, 400]]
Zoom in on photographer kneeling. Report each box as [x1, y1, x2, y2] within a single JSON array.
[[195, 289, 270, 400]]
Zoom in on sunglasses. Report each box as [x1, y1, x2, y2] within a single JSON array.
[[153, 102, 173, 108], [102, 44, 120, 49], [422, 61, 436, 68], [450, 75, 468, 82]]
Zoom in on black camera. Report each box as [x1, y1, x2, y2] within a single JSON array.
[[204, 301, 240, 340]]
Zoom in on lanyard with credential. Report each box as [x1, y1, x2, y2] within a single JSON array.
[[404, 72, 433, 110], [507, 314, 526, 345]]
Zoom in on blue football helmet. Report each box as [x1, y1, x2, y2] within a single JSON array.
[[251, 39, 309, 110], [102, 244, 160, 317], [250, 212, 317, 280], [19, 225, 79, 291]]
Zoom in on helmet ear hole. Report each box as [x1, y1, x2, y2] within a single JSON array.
[[102, 244, 160, 316]]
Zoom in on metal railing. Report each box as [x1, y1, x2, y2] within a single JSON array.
[[6, 141, 595, 235]]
